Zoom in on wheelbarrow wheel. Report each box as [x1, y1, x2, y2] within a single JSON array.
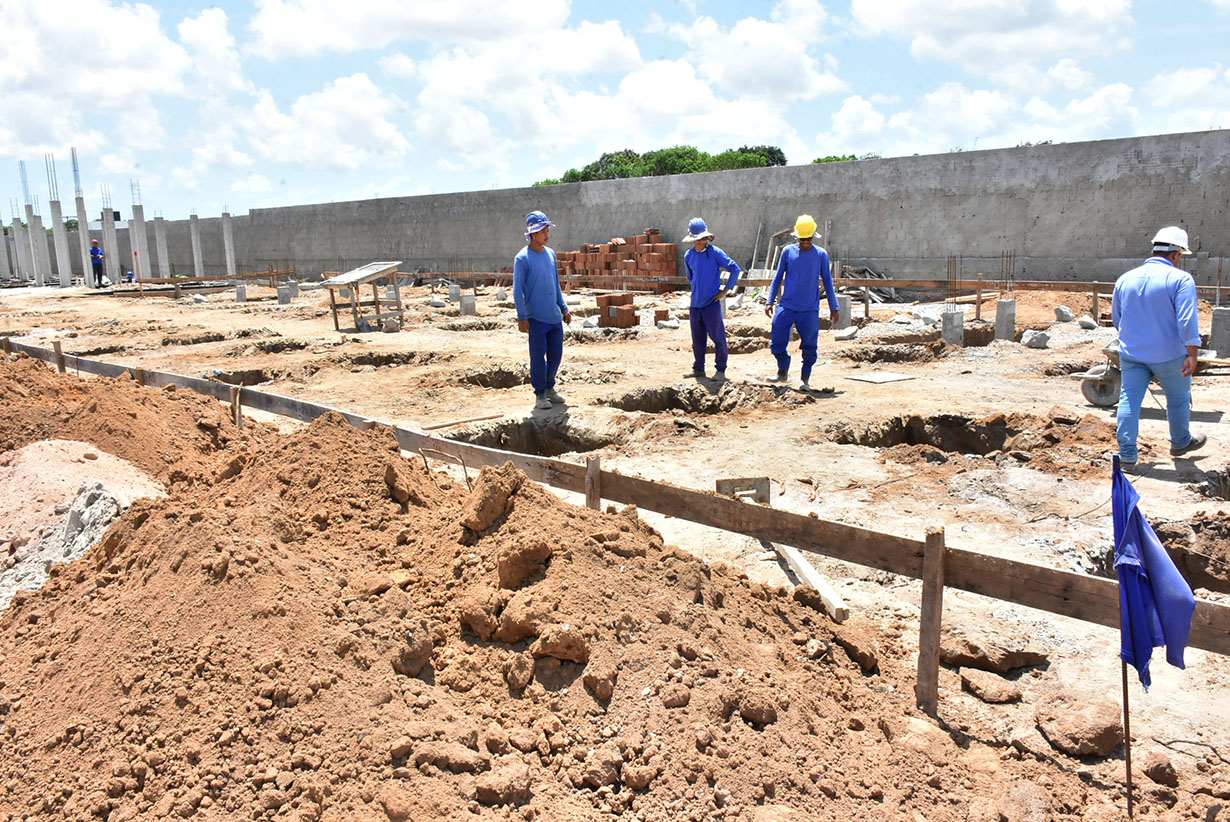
[[1081, 374, 1121, 407]]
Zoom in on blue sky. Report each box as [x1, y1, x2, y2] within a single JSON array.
[[3, 0, 1230, 223]]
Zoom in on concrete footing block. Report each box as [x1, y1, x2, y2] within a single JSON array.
[[277, 286, 291, 305], [1212, 307, 1230, 357], [459, 294, 477, 315], [995, 300, 1016, 341], [235, 285, 246, 303], [448, 284, 461, 302], [941, 310, 964, 346], [836, 294, 852, 329], [288, 280, 299, 298]]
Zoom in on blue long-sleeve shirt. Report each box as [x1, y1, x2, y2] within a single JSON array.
[[513, 245, 567, 323], [684, 244, 741, 307], [1112, 256, 1200, 364], [768, 244, 838, 313]]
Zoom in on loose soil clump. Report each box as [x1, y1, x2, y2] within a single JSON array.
[[447, 417, 621, 457], [843, 342, 947, 364], [598, 382, 784, 414]]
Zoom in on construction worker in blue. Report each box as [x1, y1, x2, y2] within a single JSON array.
[[764, 215, 839, 391], [682, 218, 741, 380], [1112, 225, 1207, 469], [514, 210, 572, 411], [89, 239, 105, 288]]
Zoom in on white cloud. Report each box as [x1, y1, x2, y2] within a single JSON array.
[[815, 95, 887, 153], [246, 0, 571, 58], [170, 126, 254, 190], [1020, 83, 1138, 141], [380, 53, 418, 82], [884, 82, 1018, 153], [1045, 59, 1094, 93], [1141, 65, 1230, 133], [850, 0, 1130, 84], [667, 0, 844, 101], [178, 8, 250, 99], [244, 74, 411, 170], [232, 173, 274, 195]]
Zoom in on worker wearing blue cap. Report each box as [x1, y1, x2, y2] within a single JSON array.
[[514, 211, 572, 410], [682, 218, 741, 379]]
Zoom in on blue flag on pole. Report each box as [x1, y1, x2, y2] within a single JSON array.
[[1112, 456, 1196, 690]]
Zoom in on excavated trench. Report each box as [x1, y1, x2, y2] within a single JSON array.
[[439, 319, 506, 332], [343, 351, 446, 367], [598, 382, 785, 414], [455, 363, 530, 389], [824, 413, 1017, 455], [1201, 466, 1230, 501], [205, 367, 284, 386], [447, 417, 621, 457], [843, 342, 948, 364], [161, 331, 226, 346], [252, 339, 310, 354]]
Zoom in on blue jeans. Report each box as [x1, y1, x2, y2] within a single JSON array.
[[689, 301, 728, 372], [770, 307, 819, 379], [1116, 354, 1191, 462], [527, 319, 563, 396]]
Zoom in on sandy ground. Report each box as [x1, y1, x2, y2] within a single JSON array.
[[2, 280, 1229, 802]]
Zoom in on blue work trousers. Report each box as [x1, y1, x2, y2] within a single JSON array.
[[527, 319, 564, 396], [1116, 354, 1192, 462], [690, 301, 728, 372], [770, 307, 819, 379]]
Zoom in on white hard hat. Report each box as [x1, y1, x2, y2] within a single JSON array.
[[1151, 226, 1192, 255]]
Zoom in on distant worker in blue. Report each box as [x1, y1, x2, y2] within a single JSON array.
[[682, 218, 741, 380], [89, 239, 105, 288], [514, 210, 572, 411], [764, 214, 839, 391], [1112, 225, 1207, 468]]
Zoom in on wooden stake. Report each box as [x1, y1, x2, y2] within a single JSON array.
[[585, 457, 602, 510], [863, 286, 870, 320], [134, 367, 146, 387], [915, 526, 947, 717], [975, 273, 983, 321], [2, 336, 11, 355], [53, 341, 65, 373], [1093, 287, 1100, 319], [228, 384, 243, 428]]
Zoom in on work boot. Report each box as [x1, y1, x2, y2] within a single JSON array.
[[535, 395, 552, 410], [713, 370, 727, 381], [799, 380, 811, 392], [685, 368, 704, 379], [545, 389, 565, 404], [1170, 432, 1207, 457], [766, 370, 788, 383]]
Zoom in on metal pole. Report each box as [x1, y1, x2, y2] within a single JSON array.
[[1122, 660, 1134, 819]]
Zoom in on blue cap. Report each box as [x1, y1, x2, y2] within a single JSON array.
[[525, 210, 554, 236], [682, 217, 714, 243]]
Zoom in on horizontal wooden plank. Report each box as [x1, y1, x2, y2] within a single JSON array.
[[597, 470, 926, 577], [323, 262, 401, 287], [139, 369, 232, 401], [391, 427, 587, 494], [238, 387, 372, 428]]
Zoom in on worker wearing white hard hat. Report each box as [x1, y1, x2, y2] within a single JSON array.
[[1111, 225, 1206, 469], [764, 215, 839, 391]]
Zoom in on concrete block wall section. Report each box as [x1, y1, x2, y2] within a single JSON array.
[[61, 129, 1230, 285]]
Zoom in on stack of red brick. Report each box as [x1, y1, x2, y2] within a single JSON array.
[[596, 292, 670, 329], [556, 228, 678, 293]]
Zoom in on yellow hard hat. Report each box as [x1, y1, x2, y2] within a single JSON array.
[[794, 214, 817, 239]]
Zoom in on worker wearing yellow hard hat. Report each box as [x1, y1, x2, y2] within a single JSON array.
[[764, 214, 838, 391]]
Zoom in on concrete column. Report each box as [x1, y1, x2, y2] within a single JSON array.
[[23, 205, 44, 285], [235, 285, 246, 302], [101, 208, 120, 284], [189, 214, 204, 277], [11, 219, 32, 281], [1211, 307, 1230, 358], [74, 197, 91, 282], [153, 217, 170, 277], [941, 309, 964, 346], [130, 204, 151, 282], [836, 294, 852, 329], [0, 225, 12, 281], [994, 299, 1016, 341], [277, 285, 290, 304], [48, 200, 73, 287], [221, 212, 237, 279]]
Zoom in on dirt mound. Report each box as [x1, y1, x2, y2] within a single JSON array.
[[598, 382, 787, 414], [843, 341, 947, 364], [0, 360, 1188, 820]]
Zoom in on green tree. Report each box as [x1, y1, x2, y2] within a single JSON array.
[[638, 145, 711, 176], [580, 149, 642, 181], [64, 218, 78, 232], [710, 150, 767, 171], [812, 154, 857, 164], [532, 178, 561, 187], [738, 145, 787, 166]]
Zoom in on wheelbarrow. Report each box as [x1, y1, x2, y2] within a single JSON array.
[[1072, 340, 1228, 407], [1071, 341, 1122, 407]]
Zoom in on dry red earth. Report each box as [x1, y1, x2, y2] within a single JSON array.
[[0, 355, 1225, 821]]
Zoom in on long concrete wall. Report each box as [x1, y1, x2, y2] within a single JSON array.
[[64, 128, 1230, 287]]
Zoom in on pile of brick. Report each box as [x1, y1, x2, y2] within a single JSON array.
[[556, 228, 678, 293], [596, 292, 670, 328]]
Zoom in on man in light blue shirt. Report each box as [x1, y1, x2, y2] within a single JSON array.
[[764, 214, 839, 391], [1111, 226, 1206, 466], [514, 211, 572, 411], [682, 218, 741, 380]]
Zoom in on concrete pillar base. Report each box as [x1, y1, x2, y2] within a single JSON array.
[[235, 285, 246, 303], [448, 284, 461, 302], [942, 310, 964, 346], [459, 294, 477, 315], [1212, 307, 1230, 357], [288, 280, 300, 299], [836, 294, 852, 329], [995, 300, 1016, 341], [277, 286, 290, 304]]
